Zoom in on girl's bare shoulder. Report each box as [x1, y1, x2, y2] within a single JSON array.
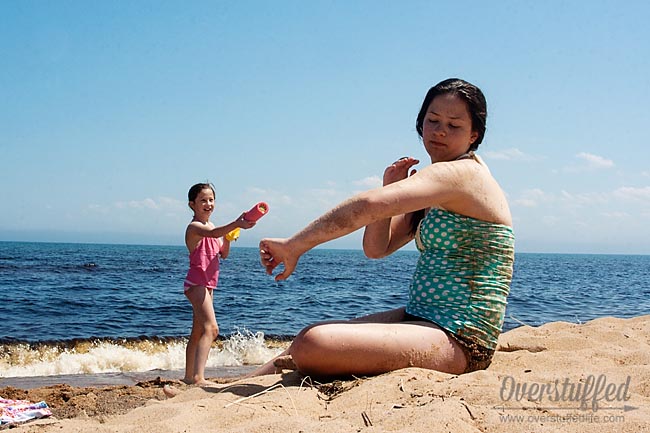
[[186, 220, 215, 234]]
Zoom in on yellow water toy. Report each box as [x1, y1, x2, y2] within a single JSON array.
[[225, 202, 269, 241]]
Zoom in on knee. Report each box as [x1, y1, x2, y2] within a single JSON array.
[[290, 326, 331, 372], [294, 324, 327, 349], [204, 323, 219, 340]]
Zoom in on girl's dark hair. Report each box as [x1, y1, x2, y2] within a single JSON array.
[[416, 78, 487, 151], [188, 182, 215, 202], [410, 78, 488, 235]]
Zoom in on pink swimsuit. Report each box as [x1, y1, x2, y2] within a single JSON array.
[[184, 237, 223, 290]]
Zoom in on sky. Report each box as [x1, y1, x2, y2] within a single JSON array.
[[1, 1, 649, 254]]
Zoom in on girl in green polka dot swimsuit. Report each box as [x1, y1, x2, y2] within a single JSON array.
[[407, 207, 514, 371], [253, 78, 514, 378]]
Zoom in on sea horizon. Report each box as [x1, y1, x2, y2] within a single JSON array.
[[1, 239, 648, 256]]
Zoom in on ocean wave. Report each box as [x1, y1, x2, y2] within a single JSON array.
[[0, 329, 289, 378]]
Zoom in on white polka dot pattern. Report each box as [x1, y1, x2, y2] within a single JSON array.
[[406, 208, 515, 349]]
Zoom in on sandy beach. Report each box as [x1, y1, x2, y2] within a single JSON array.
[[3, 315, 649, 432]]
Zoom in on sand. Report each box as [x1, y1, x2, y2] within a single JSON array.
[[2, 315, 649, 432]]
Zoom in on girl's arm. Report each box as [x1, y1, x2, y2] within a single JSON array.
[[220, 238, 231, 259], [186, 213, 256, 252], [362, 157, 419, 259], [261, 162, 465, 280], [362, 213, 416, 259], [188, 213, 255, 239]]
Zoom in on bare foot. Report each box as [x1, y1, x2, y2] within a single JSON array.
[[182, 377, 218, 386], [163, 384, 181, 398], [273, 355, 297, 372]]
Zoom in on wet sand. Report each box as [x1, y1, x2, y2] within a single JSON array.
[[1, 366, 256, 390]]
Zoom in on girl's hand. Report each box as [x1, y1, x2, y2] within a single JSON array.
[[259, 238, 299, 281], [236, 212, 257, 229], [383, 156, 419, 186]]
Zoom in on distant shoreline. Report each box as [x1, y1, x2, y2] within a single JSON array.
[[1, 239, 648, 255]]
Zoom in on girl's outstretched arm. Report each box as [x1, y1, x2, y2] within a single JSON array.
[[186, 213, 256, 253], [188, 213, 255, 239], [260, 161, 478, 281]]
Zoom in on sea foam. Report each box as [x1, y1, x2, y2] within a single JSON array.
[[0, 329, 286, 378]]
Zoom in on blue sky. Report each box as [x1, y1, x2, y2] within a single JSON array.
[[1, 1, 649, 254]]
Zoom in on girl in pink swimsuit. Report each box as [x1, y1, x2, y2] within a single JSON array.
[[182, 183, 256, 385]]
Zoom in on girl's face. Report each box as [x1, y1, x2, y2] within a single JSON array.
[[189, 188, 215, 221], [421, 93, 478, 163]]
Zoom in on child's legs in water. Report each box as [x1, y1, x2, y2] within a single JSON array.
[[184, 285, 219, 384]]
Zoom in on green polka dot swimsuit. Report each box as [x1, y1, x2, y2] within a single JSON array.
[[406, 208, 515, 350]]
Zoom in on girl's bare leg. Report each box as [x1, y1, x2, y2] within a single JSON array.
[[290, 319, 467, 376], [248, 308, 406, 377], [246, 348, 290, 376], [184, 286, 219, 385], [248, 307, 468, 377], [184, 305, 200, 383]]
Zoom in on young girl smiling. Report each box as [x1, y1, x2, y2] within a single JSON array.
[[182, 183, 255, 385]]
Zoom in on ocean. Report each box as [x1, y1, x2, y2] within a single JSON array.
[[1, 241, 649, 384]]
